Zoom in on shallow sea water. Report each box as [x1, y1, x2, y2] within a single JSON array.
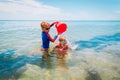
[[0, 20, 120, 80]]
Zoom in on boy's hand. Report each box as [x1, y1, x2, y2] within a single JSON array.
[[50, 21, 59, 27], [56, 32, 60, 36], [54, 21, 59, 24]]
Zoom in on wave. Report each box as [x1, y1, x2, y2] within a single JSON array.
[[74, 33, 120, 51]]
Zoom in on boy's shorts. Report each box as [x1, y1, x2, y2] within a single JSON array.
[[40, 47, 49, 52]]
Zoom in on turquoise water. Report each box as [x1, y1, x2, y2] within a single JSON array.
[[0, 20, 120, 80]]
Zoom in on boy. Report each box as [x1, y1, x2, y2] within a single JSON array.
[[40, 21, 59, 59]]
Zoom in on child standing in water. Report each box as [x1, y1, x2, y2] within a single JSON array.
[[40, 21, 59, 59], [52, 36, 68, 59]]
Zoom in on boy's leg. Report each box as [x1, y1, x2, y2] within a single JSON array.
[[43, 49, 49, 59]]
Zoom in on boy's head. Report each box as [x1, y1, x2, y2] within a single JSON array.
[[41, 22, 50, 32], [59, 36, 67, 44]]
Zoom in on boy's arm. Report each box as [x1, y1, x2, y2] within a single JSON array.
[[47, 33, 58, 42], [50, 21, 58, 27]]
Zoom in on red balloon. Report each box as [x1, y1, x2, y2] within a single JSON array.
[[55, 22, 67, 34]]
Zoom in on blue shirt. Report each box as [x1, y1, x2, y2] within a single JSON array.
[[41, 31, 57, 48]]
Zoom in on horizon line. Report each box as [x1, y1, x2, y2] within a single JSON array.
[[0, 20, 120, 21]]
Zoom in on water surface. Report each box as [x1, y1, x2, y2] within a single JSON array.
[[0, 20, 120, 80]]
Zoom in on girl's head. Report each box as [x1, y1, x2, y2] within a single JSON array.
[[59, 36, 67, 44], [41, 22, 50, 32]]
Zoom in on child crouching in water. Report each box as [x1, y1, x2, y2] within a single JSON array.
[[52, 36, 68, 59]]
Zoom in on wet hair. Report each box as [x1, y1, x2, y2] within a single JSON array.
[[59, 36, 66, 41]]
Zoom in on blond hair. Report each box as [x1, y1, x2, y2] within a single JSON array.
[[41, 22, 50, 28]]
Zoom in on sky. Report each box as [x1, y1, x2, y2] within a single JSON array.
[[0, 0, 120, 20]]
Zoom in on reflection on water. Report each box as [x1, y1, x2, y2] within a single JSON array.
[[56, 58, 69, 72]]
